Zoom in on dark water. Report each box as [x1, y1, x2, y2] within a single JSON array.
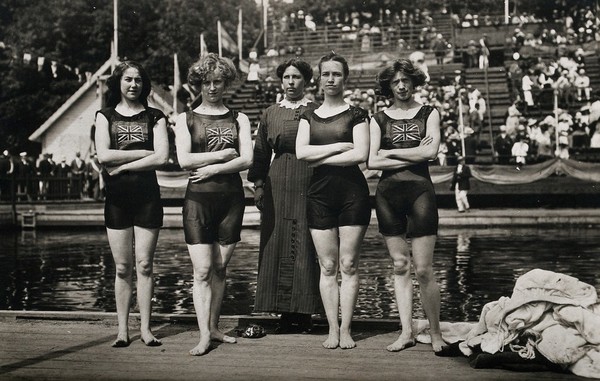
[[1, 226, 599, 322]]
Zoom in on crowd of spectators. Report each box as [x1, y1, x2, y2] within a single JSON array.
[[493, 100, 600, 165], [0, 150, 103, 202], [272, 7, 451, 61], [508, 48, 592, 111]]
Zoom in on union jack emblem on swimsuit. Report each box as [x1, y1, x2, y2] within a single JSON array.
[[392, 122, 421, 143], [207, 127, 234, 151], [116, 122, 146, 148]]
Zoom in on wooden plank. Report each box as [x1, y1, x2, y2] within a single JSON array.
[[0, 319, 585, 381]]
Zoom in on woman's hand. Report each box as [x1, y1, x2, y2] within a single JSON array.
[[420, 136, 433, 146], [335, 142, 354, 153], [254, 187, 265, 210], [219, 148, 239, 162], [189, 167, 216, 182], [105, 165, 125, 176]]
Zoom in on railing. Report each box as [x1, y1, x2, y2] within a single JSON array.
[[0, 175, 91, 202]]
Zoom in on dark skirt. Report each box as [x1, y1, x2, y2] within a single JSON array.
[[253, 152, 323, 314]]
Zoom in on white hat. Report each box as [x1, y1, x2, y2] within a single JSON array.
[[19, 152, 27, 157]]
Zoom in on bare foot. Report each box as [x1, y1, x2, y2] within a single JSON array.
[[430, 332, 446, 353], [111, 335, 130, 348], [386, 334, 416, 352], [210, 330, 237, 344], [189, 337, 211, 356], [322, 329, 339, 349], [140, 330, 162, 346], [339, 331, 356, 350]]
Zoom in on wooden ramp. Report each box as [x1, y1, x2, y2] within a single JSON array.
[[0, 314, 583, 381]]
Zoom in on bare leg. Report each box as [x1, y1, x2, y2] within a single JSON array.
[[338, 225, 367, 349], [209, 242, 237, 344], [133, 226, 161, 346], [383, 235, 416, 352], [188, 243, 213, 356], [106, 227, 134, 347], [412, 235, 445, 352], [310, 228, 340, 349]]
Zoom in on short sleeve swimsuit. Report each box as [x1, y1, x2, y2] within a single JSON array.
[[96, 107, 165, 229], [301, 105, 371, 229], [373, 105, 438, 237], [182, 110, 245, 245]]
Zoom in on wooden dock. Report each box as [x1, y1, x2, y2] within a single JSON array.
[[3, 203, 600, 229], [0, 311, 585, 380]]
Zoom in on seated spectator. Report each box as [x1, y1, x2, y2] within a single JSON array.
[[553, 70, 574, 107], [557, 112, 573, 158], [571, 125, 590, 149], [535, 123, 554, 162], [506, 101, 522, 138], [511, 137, 529, 167], [437, 141, 448, 166], [574, 68, 591, 101], [590, 128, 600, 148]]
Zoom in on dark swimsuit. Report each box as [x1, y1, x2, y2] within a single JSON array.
[[301, 106, 371, 229], [182, 110, 245, 245], [96, 107, 165, 229], [372, 105, 438, 237]]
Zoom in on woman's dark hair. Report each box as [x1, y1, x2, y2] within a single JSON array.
[[276, 58, 313, 83], [187, 53, 237, 90], [317, 51, 349, 80], [376, 59, 427, 98], [106, 61, 152, 108]]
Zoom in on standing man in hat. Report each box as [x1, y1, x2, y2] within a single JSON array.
[[450, 156, 471, 213], [494, 125, 513, 164], [0, 150, 14, 201]]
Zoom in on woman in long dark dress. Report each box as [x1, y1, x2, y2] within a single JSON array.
[[248, 59, 321, 332]]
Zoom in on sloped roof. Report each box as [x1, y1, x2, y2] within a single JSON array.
[[29, 59, 113, 142]]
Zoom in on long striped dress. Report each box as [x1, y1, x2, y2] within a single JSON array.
[[248, 99, 322, 314]]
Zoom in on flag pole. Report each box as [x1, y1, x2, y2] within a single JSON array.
[[112, 0, 119, 70], [217, 20, 223, 57], [173, 53, 180, 114], [238, 8, 243, 62]]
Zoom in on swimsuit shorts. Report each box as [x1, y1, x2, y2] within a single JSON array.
[[375, 180, 438, 238], [104, 195, 163, 230], [183, 191, 245, 245], [307, 167, 371, 230]]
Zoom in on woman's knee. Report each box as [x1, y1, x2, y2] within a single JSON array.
[[339, 256, 358, 276], [212, 263, 227, 279], [319, 258, 338, 276], [392, 256, 411, 276], [414, 265, 435, 283], [193, 266, 212, 283], [115, 263, 133, 279], [136, 259, 153, 277]]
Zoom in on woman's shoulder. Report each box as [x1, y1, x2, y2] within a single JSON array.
[[145, 106, 167, 121], [95, 106, 115, 122], [348, 105, 369, 118], [300, 107, 316, 120]]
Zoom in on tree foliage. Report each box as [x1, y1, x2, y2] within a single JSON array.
[[0, 0, 261, 154]]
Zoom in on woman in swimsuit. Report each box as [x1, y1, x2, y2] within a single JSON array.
[[368, 58, 446, 353], [95, 61, 169, 348], [173, 53, 253, 356], [296, 52, 370, 349]]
